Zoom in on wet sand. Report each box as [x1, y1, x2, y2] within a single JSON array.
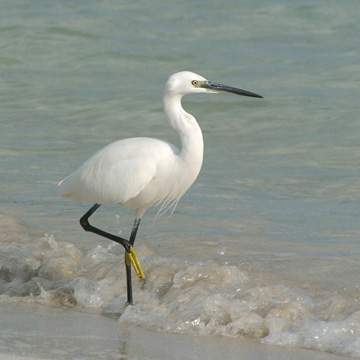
[[0, 302, 347, 360]]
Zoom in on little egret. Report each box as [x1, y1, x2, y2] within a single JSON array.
[[58, 71, 262, 304]]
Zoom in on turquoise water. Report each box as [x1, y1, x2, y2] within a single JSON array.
[[1, 0, 360, 357]]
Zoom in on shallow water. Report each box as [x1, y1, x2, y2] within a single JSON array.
[[1, 0, 360, 358]]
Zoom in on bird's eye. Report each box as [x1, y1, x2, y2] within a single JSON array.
[[192, 80, 198, 86]]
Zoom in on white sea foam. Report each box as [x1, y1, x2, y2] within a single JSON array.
[[1, 213, 360, 357]]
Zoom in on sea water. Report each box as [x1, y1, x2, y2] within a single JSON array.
[[1, 0, 360, 358]]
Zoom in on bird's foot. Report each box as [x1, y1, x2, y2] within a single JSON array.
[[125, 246, 145, 281]]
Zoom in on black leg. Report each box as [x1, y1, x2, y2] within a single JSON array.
[[130, 218, 141, 246], [80, 204, 143, 305], [125, 218, 141, 305], [80, 203, 132, 251]]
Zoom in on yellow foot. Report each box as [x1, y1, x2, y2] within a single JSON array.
[[125, 246, 145, 281]]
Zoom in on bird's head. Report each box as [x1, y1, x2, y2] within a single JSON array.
[[165, 71, 263, 98]]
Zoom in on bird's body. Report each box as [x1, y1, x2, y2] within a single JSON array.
[[59, 135, 202, 218], [59, 71, 262, 304]]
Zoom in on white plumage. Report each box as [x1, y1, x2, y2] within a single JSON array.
[[59, 136, 199, 218]]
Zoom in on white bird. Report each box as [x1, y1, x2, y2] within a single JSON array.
[[58, 71, 262, 304]]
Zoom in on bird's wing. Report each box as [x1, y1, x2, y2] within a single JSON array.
[[100, 156, 157, 203], [59, 155, 157, 204]]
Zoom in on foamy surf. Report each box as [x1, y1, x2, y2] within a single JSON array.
[[1, 213, 360, 358]]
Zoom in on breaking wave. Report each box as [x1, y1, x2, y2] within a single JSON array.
[[1, 213, 360, 357]]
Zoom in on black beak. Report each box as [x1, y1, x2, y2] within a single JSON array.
[[201, 81, 263, 98]]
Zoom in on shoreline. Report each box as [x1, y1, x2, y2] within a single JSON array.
[[0, 302, 348, 360]]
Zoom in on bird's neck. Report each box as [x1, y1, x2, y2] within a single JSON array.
[[163, 93, 204, 170]]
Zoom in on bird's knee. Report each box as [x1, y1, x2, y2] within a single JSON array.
[[80, 216, 90, 231]]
